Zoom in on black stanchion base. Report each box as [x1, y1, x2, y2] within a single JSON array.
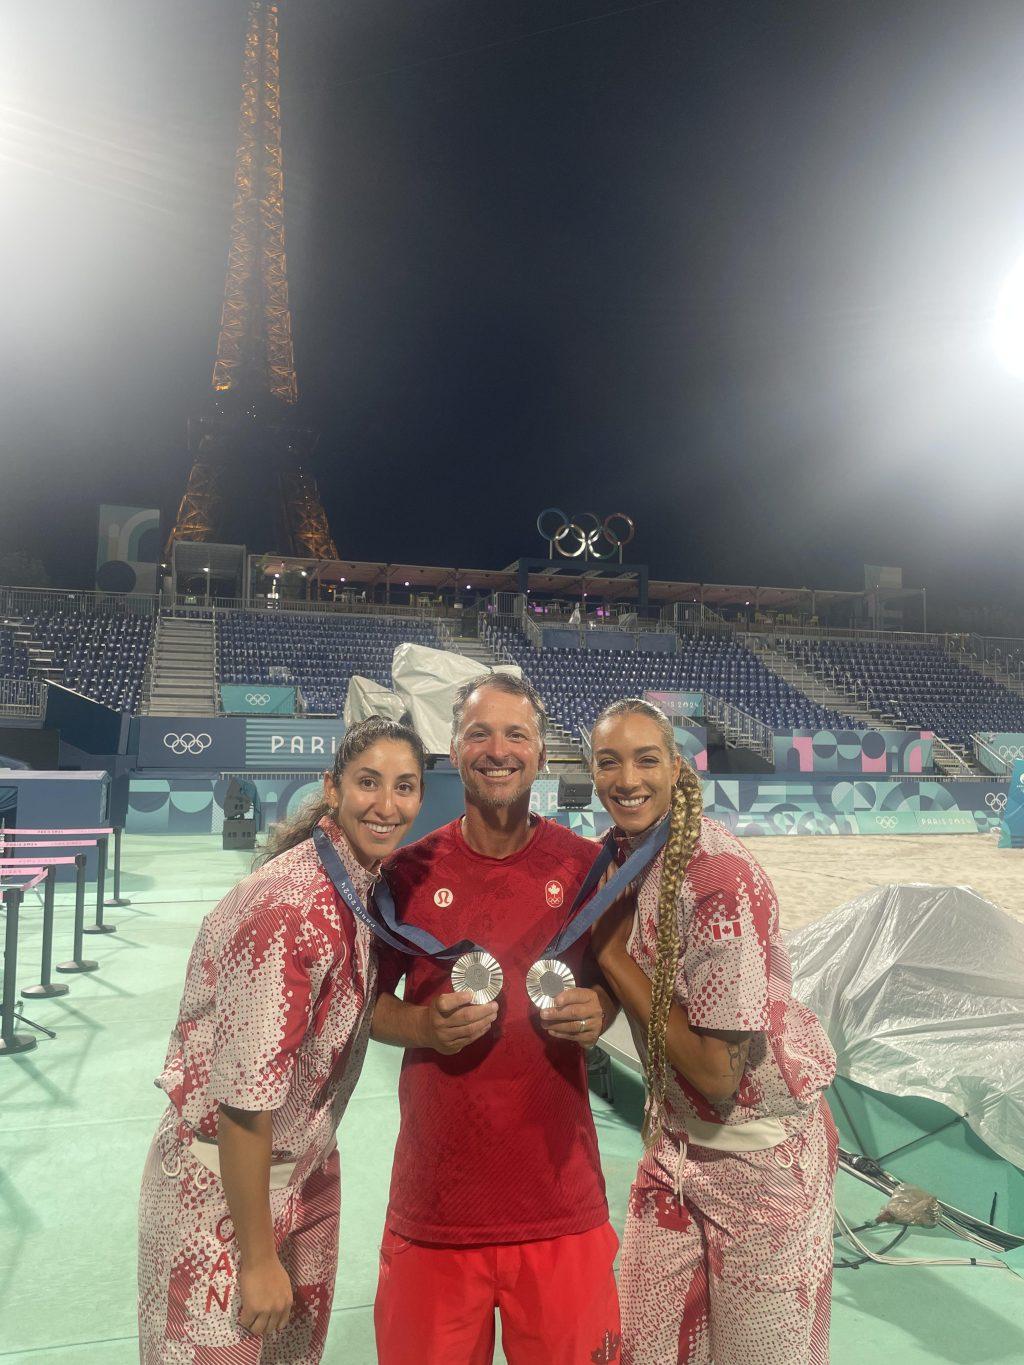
[[0, 1033, 37, 1057], [21, 983, 69, 999], [106, 897, 132, 907], [56, 959, 100, 974], [82, 923, 117, 935]]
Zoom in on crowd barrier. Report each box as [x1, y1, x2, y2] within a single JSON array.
[[0, 826, 130, 1059]]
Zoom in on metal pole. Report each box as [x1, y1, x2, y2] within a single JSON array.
[[105, 826, 131, 907], [21, 866, 68, 999], [56, 854, 99, 974], [84, 833, 115, 935], [1, 888, 36, 1056]]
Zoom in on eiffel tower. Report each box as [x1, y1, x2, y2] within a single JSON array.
[[166, 1, 338, 560]]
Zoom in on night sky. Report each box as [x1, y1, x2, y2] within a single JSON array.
[[4, 0, 1024, 615]]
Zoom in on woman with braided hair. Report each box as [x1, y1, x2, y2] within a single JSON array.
[[589, 698, 837, 1365]]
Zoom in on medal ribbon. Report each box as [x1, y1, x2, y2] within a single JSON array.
[[314, 827, 483, 963], [541, 817, 669, 960]]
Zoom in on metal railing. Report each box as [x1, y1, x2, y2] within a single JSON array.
[[971, 735, 1012, 777], [929, 734, 977, 777], [577, 725, 593, 762], [0, 676, 47, 717], [0, 585, 157, 619], [703, 695, 774, 762], [169, 596, 448, 623]]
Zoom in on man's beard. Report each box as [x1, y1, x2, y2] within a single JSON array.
[[462, 766, 530, 809]]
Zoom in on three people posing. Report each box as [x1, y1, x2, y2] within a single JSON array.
[[139, 683, 836, 1365]]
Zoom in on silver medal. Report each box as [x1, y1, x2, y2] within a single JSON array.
[[450, 950, 503, 1004], [526, 957, 576, 1009]]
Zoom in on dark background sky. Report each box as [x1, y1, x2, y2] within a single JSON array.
[[3, 0, 1024, 614]]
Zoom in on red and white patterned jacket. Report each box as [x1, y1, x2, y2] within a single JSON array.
[[627, 817, 836, 1137], [157, 815, 376, 1168]]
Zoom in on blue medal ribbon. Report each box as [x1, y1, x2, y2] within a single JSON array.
[[541, 817, 669, 960], [313, 826, 483, 964]]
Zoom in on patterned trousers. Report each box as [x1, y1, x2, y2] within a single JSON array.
[[137, 1118, 340, 1364], [619, 1102, 837, 1365]]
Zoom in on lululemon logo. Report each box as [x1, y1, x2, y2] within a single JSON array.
[[545, 880, 563, 908], [163, 732, 213, 756], [433, 888, 453, 908]]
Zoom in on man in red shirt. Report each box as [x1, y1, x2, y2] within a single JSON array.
[[371, 673, 622, 1365]]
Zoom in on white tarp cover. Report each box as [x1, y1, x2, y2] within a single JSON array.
[[786, 884, 1024, 1171], [342, 675, 407, 728], [390, 643, 521, 755]]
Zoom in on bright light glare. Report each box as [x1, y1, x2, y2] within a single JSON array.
[[993, 254, 1024, 378]]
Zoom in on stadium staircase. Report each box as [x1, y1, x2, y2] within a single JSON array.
[[3, 619, 65, 689], [763, 634, 987, 777], [947, 640, 1024, 702], [745, 636, 877, 728], [440, 626, 587, 772], [143, 614, 217, 717]]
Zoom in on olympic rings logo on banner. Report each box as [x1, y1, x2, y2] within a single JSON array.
[[245, 693, 271, 706], [996, 744, 1024, 760], [536, 509, 636, 560], [985, 791, 1007, 814], [875, 815, 898, 830], [163, 732, 213, 756]]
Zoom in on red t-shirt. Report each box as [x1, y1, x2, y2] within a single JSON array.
[[378, 816, 609, 1245]]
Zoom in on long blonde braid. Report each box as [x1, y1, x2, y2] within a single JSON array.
[[642, 759, 703, 1148]]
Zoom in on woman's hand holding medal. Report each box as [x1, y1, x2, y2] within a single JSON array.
[[539, 986, 605, 1048]]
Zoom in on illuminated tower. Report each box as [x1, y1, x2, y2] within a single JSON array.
[[166, 1, 338, 559]]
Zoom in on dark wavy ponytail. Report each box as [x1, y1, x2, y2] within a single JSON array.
[[254, 716, 426, 867]]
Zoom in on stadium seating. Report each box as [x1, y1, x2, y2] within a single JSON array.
[[794, 640, 1024, 747], [216, 612, 443, 714], [21, 610, 153, 713], [485, 625, 855, 734], [0, 625, 29, 679]]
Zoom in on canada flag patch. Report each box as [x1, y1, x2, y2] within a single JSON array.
[[711, 912, 743, 941], [545, 879, 564, 908]]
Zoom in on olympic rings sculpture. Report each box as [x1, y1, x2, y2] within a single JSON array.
[[245, 693, 271, 706], [985, 791, 1007, 814], [163, 732, 213, 755], [536, 508, 636, 560]]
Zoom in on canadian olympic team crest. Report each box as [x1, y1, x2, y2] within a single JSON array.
[[545, 879, 563, 907], [163, 731, 213, 756]]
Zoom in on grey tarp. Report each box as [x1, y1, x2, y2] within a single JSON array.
[[786, 884, 1024, 1171]]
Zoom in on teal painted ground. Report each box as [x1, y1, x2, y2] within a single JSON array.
[[1, 835, 1022, 1362]]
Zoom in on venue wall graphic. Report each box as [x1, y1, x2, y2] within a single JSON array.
[[772, 729, 934, 774], [997, 760, 1024, 848], [976, 733, 1024, 776], [674, 723, 707, 772], [95, 504, 160, 594]]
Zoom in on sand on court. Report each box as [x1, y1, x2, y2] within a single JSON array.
[[739, 833, 1023, 931]]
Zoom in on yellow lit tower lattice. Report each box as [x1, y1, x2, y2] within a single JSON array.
[[167, 1, 338, 560]]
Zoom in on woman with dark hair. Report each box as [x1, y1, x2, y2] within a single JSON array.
[[138, 716, 425, 1364], [587, 699, 837, 1365]]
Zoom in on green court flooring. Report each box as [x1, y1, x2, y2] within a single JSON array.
[[1, 835, 1022, 1363]]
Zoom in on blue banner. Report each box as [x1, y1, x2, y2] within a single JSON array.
[[243, 718, 346, 769], [998, 760, 1024, 848], [220, 685, 297, 715], [137, 717, 245, 770]]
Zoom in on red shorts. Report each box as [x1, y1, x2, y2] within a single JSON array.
[[375, 1221, 621, 1365]]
